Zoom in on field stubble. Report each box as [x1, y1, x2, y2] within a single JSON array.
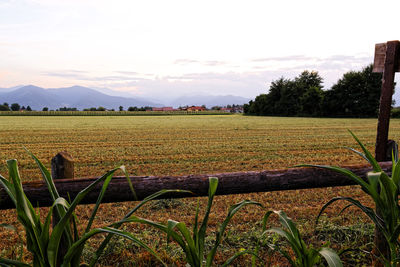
[[1, 115, 399, 266]]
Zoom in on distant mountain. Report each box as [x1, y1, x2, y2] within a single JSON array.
[[169, 95, 250, 108], [0, 85, 161, 110], [0, 85, 251, 110], [0, 85, 25, 94]]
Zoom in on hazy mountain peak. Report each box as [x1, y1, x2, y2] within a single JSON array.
[[0, 84, 249, 110]]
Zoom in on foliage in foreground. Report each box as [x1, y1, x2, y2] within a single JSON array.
[[126, 177, 262, 267], [262, 210, 342, 267], [301, 130, 400, 266], [0, 151, 171, 267]]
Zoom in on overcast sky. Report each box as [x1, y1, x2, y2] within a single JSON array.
[[1, 0, 400, 100]]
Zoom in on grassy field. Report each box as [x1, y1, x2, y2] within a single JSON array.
[[0, 115, 399, 266]]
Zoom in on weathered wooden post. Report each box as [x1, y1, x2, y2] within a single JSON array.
[[374, 40, 400, 160], [51, 151, 74, 267], [51, 151, 74, 179], [373, 40, 400, 264]]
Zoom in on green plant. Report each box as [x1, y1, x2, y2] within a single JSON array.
[[300, 130, 400, 266], [0, 151, 172, 267], [122, 177, 262, 267], [262, 210, 342, 267]]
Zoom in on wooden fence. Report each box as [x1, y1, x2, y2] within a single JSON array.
[[0, 151, 392, 210]]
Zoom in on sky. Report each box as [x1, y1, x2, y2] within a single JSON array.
[[1, 0, 400, 101]]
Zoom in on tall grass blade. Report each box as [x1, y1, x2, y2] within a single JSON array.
[[206, 200, 262, 267], [319, 247, 343, 267], [197, 177, 218, 260], [0, 174, 16, 206], [25, 148, 60, 202], [267, 243, 296, 266], [348, 130, 381, 172], [0, 258, 31, 267], [193, 199, 200, 250], [88, 189, 191, 267], [316, 197, 385, 234], [48, 167, 122, 267], [298, 164, 371, 194], [63, 227, 167, 267], [85, 166, 125, 233], [266, 227, 302, 258]]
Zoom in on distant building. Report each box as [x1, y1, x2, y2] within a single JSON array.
[[152, 107, 174, 111], [186, 106, 206, 112], [220, 108, 231, 112]]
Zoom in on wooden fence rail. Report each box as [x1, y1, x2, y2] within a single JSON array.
[[0, 159, 392, 210]]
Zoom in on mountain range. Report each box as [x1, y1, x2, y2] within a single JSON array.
[[0, 85, 250, 110]]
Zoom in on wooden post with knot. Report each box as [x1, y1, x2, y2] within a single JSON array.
[[51, 151, 74, 267], [373, 40, 400, 266]]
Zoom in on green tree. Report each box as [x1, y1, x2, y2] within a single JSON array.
[[119, 106, 123, 111], [10, 103, 20, 111], [244, 71, 323, 116], [0, 103, 10, 111], [26, 106, 32, 111], [299, 86, 324, 116], [322, 64, 382, 117], [42, 107, 49, 111], [290, 71, 323, 115]]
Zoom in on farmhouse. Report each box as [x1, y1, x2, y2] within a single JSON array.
[[186, 106, 205, 111]]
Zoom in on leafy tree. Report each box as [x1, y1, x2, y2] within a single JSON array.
[[42, 107, 49, 111], [10, 103, 20, 111], [119, 106, 123, 111], [299, 86, 324, 116], [289, 71, 323, 115], [128, 106, 138, 111], [26, 106, 32, 111], [97, 106, 106, 111], [245, 71, 323, 116], [248, 94, 269, 115], [0, 103, 10, 111], [322, 64, 382, 117]]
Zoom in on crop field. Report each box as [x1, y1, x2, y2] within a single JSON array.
[[1, 115, 400, 266]]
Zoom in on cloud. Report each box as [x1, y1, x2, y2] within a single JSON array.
[[174, 58, 227, 66], [252, 55, 317, 62], [251, 54, 372, 73], [174, 59, 199, 65], [43, 70, 88, 79], [40, 54, 375, 102], [43, 70, 150, 82]]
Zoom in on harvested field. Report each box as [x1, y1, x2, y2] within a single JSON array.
[[1, 115, 399, 266]]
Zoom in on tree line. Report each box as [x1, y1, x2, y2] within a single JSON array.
[[0, 103, 32, 111], [244, 64, 384, 117]]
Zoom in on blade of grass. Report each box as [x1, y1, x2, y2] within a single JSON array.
[[197, 177, 218, 260], [319, 247, 343, 267], [63, 227, 167, 267], [206, 200, 262, 266], [88, 189, 192, 267], [348, 130, 381, 172]]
